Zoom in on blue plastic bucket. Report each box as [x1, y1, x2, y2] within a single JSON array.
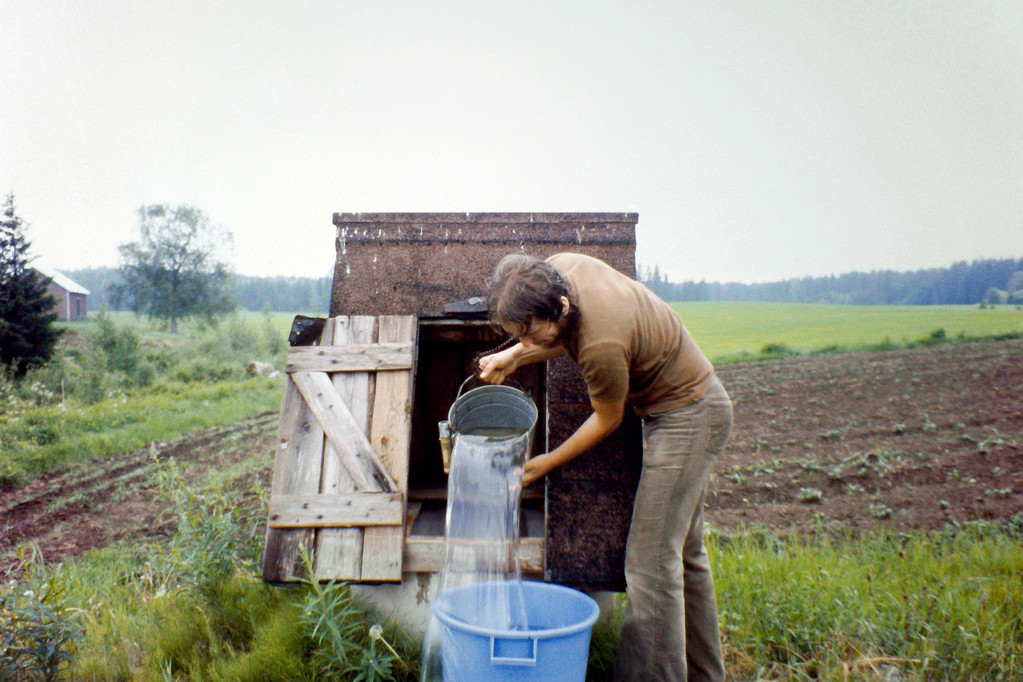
[[431, 581, 599, 682]]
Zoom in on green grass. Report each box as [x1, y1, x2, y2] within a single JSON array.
[[1, 377, 282, 484], [1, 311, 291, 487], [710, 523, 1023, 680], [3, 461, 416, 682], [13, 520, 1021, 682], [672, 302, 1023, 362]]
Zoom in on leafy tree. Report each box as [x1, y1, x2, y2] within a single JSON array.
[[113, 204, 236, 332], [1007, 271, 1023, 305], [0, 194, 62, 378], [983, 287, 1008, 305]]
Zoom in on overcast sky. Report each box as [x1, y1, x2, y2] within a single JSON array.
[[3, 1, 1021, 284]]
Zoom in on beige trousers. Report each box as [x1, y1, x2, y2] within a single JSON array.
[[613, 376, 732, 682]]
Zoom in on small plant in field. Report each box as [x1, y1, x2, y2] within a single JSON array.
[[845, 483, 865, 495], [985, 488, 1012, 499], [870, 503, 893, 519], [921, 413, 937, 433], [798, 487, 823, 503], [843, 449, 905, 477], [978, 434, 1006, 455], [0, 546, 82, 681], [725, 468, 747, 485]]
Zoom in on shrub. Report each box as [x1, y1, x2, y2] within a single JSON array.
[[0, 546, 83, 681], [173, 357, 243, 383], [915, 327, 948, 347], [155, 457, 247, 603], [760, 342, 795, 357], [89, 312, 142, 375]]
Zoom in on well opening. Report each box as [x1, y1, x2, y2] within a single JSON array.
[[405, 319, 547, 555]]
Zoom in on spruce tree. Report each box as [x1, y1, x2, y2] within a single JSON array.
[[0, 194, 62, 378]]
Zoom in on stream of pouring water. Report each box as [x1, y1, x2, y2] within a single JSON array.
[[419, 427, 531, 681]]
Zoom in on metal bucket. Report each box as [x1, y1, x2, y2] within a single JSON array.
[[448, 381, 538, 440], [438, 378, 538, 473]]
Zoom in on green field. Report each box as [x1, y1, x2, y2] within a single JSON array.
[[672, 301, 1023, 362]]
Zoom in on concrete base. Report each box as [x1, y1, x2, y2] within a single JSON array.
[[350, 573, 441, 639]]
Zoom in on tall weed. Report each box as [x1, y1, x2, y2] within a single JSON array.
[[0, 546, 83, 682], [297, 550, 401, 681], [154, 456, 248, 602]]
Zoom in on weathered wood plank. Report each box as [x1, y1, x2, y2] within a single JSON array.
[[315, 316, 375, 580], [268, 493, 403, 528], [261, 374, 326, 582], [403, 537, 545, 574], [286, 343, 413, 373], [406, 502, 423, 536], [369, 316, 417, 494], [292, 371, 397, 492], [362, 315, 417, 581]]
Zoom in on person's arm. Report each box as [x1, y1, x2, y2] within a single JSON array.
[[478, 342, 565, 384], [523, 397, 624, 487]]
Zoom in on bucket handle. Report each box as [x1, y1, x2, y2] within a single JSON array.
[[490, 635, 538, 667], [456, 373, 528, 399]]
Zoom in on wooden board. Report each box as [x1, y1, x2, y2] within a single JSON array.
[[261, 375, 325, 581], [315, 316, 374, 580], [267, 493, 403, 528], [362, 315, 417, 580], [286, 342, 414, 373], [263, 315, 417, 583], [403, 537, 545, 574]]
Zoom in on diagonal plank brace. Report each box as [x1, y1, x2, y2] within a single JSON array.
[[291, 371, 397, 492]]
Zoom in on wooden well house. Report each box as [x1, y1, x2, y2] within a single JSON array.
[[262, 212, 643, 591]]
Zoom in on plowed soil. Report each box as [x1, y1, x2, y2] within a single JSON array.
[[0, 413, 280, 575], [2, 340, 1021, 577], [708, 338, 1023, 535]]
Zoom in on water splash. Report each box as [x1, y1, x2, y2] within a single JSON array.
[[420, 428, 530, 680]]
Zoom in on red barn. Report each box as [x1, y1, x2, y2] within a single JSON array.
[[36, 268, 89, 321]]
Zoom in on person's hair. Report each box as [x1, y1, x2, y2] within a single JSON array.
[[488, 254, 573, 331]]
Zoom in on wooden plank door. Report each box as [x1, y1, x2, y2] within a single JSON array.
[[262, 315, 417, 583]]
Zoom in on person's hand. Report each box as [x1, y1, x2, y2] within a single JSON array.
[[477, 347, 519, 384], [523, 453, 555, 487]]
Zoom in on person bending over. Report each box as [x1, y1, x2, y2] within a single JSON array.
[[478, 252, 732, 682]]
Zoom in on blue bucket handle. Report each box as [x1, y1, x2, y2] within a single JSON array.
[[490, 635, 538, 667]]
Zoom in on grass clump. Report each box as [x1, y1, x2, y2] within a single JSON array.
[[711, 523, 1023, 680], [2, 456, 411, 682]]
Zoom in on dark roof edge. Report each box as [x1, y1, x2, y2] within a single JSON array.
[[332, 212, 638, 225]]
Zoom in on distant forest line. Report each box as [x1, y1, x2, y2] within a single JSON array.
[[66, 257, 1023, 314], [68, 267, 334, 314], [639, 257, 1023, 305]]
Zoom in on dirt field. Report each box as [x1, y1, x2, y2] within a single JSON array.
[[2, 339, 1021, 575], [709, 338, 1023, 535]]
